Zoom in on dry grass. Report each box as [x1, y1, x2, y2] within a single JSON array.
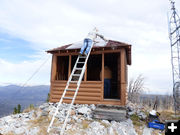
[[82, 120, 89, 129], [23, 104, 36, 113], [5, 132, 25, 135], [3, 132, 14, 135], [130, 114, 146, 135], [28, 116, 50, 135], [159, 110, 180, 122], [99, 121, 109, 128], [29, 116, 50, 126], [65, 130, 79, 135], [151, 129, 164, 135], [130, 114, 145, 127], [28, 116, 63, 135], [37, 127, 48, 135], [133, 125, 144, 135]]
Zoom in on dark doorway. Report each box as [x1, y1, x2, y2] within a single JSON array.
[[104, 53, 120, 99], [87, 54, 102, 81], [56, 56, 69, 80]]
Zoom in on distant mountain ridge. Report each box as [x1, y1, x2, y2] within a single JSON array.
[[0, 85, 50, 117]]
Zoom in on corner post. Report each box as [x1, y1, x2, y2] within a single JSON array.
[[50, 54, 57, 102], [101, 53, 104, 101], [120, 49, 127, 105], [68, 55, 72, 78]]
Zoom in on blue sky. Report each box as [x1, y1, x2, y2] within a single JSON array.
[[0, 0, 180, 94], [0, 32, 36, 62]]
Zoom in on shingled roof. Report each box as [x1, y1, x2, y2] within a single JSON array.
[[47, 39, 131, 65]]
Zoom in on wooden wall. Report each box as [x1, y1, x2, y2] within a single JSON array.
[[120, 49, 127, 105], [49, 48, 128, 106], [50, 81, 102, 104]]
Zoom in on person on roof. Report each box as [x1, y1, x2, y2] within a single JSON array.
[[80, 27, 107, 56]]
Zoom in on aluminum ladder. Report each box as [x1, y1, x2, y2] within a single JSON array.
[[47, 42, 94, 135]]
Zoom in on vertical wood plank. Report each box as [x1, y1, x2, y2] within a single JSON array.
[[120, 49, 127, 106], [84, 64, 87, 81], [101, 53, 104, 101], [68, 55, 71, 78], [117, 53, 120, 99], [50, 54, 57, 102], [51, 55, 57, 81]]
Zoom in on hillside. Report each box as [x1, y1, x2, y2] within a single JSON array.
[[0, 102, 172, 135], [0, 103, 138, 135], [0, 85, 49, 117]]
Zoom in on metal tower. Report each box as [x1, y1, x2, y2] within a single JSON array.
[[168, 0, 180, 112]]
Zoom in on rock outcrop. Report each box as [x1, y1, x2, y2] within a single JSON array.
[[0, 103, 137, 135]]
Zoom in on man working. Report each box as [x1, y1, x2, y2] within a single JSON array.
[[80, 28, 107, 56]]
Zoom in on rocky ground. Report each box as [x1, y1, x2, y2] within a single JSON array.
[[0, 102, 165, 135]]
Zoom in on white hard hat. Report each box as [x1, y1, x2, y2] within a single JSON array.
[[149, 110, 157, 116]]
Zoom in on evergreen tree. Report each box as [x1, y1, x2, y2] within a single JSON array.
[[46, 93, 50, 102], [17, 104, 21, 113], [13, 107, 17, 114]]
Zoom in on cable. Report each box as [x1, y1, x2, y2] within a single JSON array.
[[18, 55, 51, 91]]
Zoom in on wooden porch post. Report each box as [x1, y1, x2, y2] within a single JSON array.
[[68, 55, 72, 78], [51, 54, 57, 81], [101, 53, 104, 101], [84, 64, 87, 81], [120, 49, 127, 106], [50, 54, 57, 102]]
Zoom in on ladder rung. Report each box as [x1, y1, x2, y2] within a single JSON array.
[[70, 81, 78, 83], [75, 68, 83, 70], [72, 74, 80, 76], [79, 56, 86, 58], [77, 62, 85, 64], [63, 97, 73, 100], [51, 126, 61, 130], [66, 89, 76, 91]]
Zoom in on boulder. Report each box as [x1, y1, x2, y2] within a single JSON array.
[[77, 106, 91, 115], [138, 112, 147, 120]]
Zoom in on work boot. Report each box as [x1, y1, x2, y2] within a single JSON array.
[[84, 52, 88, 56], [79, 52, 82, 56]]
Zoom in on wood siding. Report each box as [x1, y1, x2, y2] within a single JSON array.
[[49, 48, 128, 106], [50, 81, 102, 104], [50, 80, 124, 105]]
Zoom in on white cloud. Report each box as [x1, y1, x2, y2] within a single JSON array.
[[0, 54, 51, 86], [0, 0, 180, 94]]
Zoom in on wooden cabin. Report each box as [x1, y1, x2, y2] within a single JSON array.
[[47, 39, 131, 106]]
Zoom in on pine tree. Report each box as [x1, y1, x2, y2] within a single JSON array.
[[46, 93, 50, 102], [17, 104, 21, 113], [13, 107, 17, 114]]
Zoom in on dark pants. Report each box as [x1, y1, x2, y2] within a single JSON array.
[[104, 79, 111, 98]]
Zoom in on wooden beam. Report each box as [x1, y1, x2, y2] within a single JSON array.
[[50, 54, 57, 102], [120, 49, 126, 106], [53, 49, 121, 56], [84, 64, 87, 81], [50, 98, 123, 105], [53, 80, 102, 84], [101, 53, 104, 101], [51, 55, 57, 81], [68, 55, 71, 78]]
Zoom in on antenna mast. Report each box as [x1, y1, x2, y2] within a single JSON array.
[[168, 0, 180, 113]]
